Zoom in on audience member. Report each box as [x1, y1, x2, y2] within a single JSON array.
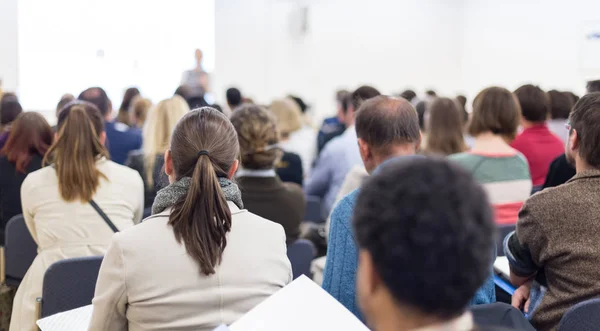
[[129, 96, 152, 129], [354, 157, 529, 331], [79, 87, 142, 164], [10, 101, 143, 331], [174, 84, 209, 110], [399, 89, 417, 104], [505, 92, 600, 330], [0, 99, 23, 149], [510, 85, 564, 190], [305, 85, 380, 219], [270, 98, 315, 177], [126, 96, 190, 210], [116, 87, 140, 126], [542, 153, 576, 189], [226, 87, 243, 111], [317, 90, 348, 154], [424, 97, 467, 155], [456, 94, 470, 123], [287, 95, 318, 172], [547, 89, 574, 143], [56, 93, 75, 115], [586, 79, 600, 93], [0, 112, 52, 242], [231, 105, 304, 244], [323, 95, 497, 320], [450, 87, 531, 225], [89, 108, 291, 331]]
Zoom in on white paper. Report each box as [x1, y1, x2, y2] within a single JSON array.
[[230, 275, 369, 331], [494, 256, 510, 278], [37, 305, 92, 331]]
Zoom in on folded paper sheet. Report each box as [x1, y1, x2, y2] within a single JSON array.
[[230, 275, 369, 331], [494, 256, 510, 278], [37, 305, 92, 331]]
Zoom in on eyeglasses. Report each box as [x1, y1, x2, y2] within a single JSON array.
[[565, 121, 572, 132]]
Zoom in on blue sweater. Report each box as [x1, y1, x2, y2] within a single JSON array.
[[322, 189, 496, 321]]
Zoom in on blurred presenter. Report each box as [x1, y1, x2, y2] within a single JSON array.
[[181, 49, 210, 98]]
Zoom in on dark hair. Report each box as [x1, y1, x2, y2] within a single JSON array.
[[565, 91, 579, 105], [336, 90, 350, 103], [586, 80, 600, 93], [78, 87, 110, 116], [341, 92, 353, 115], [425, 98, 467, 155], [425, 90, 437, 97], [230, 105, 280, 170], [0, 92, 18, 103], [569, 92, 600, 168], [175, 85, 193, 99], [547, 90, 574, 120], [415, 101, 427, 130], [399, 89, 417, 102], [0, 100, 23, 125], [56, 94, 75, 115], [469, 87, 521, 140], [210, 104, 223, 113], [355, 96, 420, 155], [288, 95, 308, 114], [350, 85, 381, 111], [513, 85, 550, 122], [353, 157, 494, 319], [119, 87, 140, 112], [456, 95, 469, 124], [168, 107, 240, 275], [226, 88, 243, 109], [1, 112, 53, 173], [45, 101, 110, 202]]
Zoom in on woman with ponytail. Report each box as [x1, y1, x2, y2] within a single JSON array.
[[10, 102, 144, 331], [89, 107, 291, 331]]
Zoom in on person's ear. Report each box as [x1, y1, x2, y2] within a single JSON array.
[[358, 138, 371, 164], [99, 132, 107, 146], [164, 150, 174, 180], [416, 131, 423, 151], [569, 129, 579, 151], [357, 250, 381, 311], [228, 159, 239, 179]]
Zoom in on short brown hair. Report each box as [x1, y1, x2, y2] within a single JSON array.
[[569, 92, 600, 168], [351, 85, 381, 111], [1, 112, 53, 173], [469, 87, 521, 140], [587, 80, 600, 93], [548, 90, 574, 120], [513, 84, 549, 123], [425, 98, 467, 156], [356, 96, 420, 155], [230, 105, 281, 170]]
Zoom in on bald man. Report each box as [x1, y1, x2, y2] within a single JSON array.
[[322, 95, 496, 320]]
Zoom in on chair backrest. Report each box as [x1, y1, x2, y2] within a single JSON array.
[[41, 256, 103, 317], [4, 215, 37, 287], [304, 195, 323, 223], [496, 224, 516, 257], [558, 298, 600, 331], [287, 239, 315, 279]]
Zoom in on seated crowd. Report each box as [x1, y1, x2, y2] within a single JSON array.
[[0, 78, 599, 331]]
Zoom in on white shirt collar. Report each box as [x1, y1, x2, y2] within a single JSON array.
[[235, 168, 277, 178]]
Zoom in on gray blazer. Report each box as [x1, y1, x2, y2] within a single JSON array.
[[88, 202, 292, 331]]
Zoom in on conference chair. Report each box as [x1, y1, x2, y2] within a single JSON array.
[[304, 195, 322, 223], [287, 239, 315, 280], [0, 215, 37, 287], [496, 224, 516, 257], [38, 256, 103, 318], [558, 298, 600, 331]]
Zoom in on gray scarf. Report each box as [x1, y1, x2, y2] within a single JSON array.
[[151, 177, 243, 215]]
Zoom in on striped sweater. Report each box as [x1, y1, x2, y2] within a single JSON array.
[[449, 151, 532, 225]]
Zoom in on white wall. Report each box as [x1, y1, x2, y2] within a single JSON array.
[[0, 0, 19, 92], [215, 0, 466, 120], [461, 0, 600, 101]]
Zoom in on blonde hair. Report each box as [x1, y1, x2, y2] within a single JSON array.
[[269, 98, 302, 138], [142, 95, 189, 187], [131, 96, 152, 126]]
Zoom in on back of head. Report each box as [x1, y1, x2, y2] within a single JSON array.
[[351, 85, 381, 111], [547, 90, 574, 120], [1, 112, 53, 173], [56, 94, 75, 115], [456, 95, 469, 124], [226, 88, 243, 109], [415, 101, 427, 130], [269, 98, 302, 138], [513, 84, 550, 123], [131, 97, 152, 125], [336, 90, 350, 103], [399, 89, 417, 102], [568, 92, 600, 168], [0, 100, 23, 126], [119, 87, 140, 112], [586, 80, 600, 94], [231, 104, 280, 170], [425, 90, 437, 97], [45, 101, 109, 202], [143, 96, 189, 187], [426, 98, 467, 155], [355, 95, 420, 156], [353, 157, 494, 320], [168, 108, 239, 275], [78, 87, 110, 117], [469, 86, 521, 140], [288, 95, 308, 114]]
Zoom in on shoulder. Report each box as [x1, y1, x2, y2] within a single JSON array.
[[113, 213, 171, 250], [448, 152, 476, 164], [233, 209, 287, 239], [23, 166, 55, 184], [101, 160, 144, 186], [331, 190, 359, 222], [281, 181, 304, 197]]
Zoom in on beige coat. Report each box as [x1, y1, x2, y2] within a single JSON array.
[[88, 202, 293, 331], [10, 159, 144, 331]]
